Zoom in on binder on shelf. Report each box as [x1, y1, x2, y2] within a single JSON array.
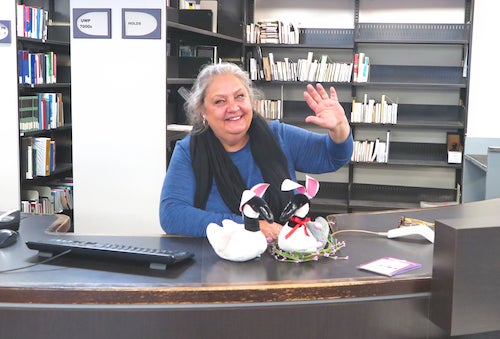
[[167, 6, 179, 22], [168, 56, 212, 78], [178, 9, 213, 31], [47, 25, 70, 43], [200, 0, 218, 33], [195, 45, 218, 63]]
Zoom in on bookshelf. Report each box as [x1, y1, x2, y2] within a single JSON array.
[[166, 0, 245, 160], [16, 1, 74, 218], [245, 0, 472, 214]]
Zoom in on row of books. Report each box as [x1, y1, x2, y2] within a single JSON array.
[[351, 94, 398, 124], [21, 137, 56, 180], [16, 4, 49, 40], [246, 20, 299, 44], [351, 131, 391, 163], [19, 93, 65, 133], [18, 50, 58, 85], [21, 180, 73, 215], [254, 99, 282, 120], [249, 51, 355, 83]]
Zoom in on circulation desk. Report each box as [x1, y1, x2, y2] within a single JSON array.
[[1, 199, 500, 339]]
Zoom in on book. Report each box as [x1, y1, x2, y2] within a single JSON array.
[[18, 50, 30, 84], [249, 57, 258, 80], [352, 53, 359, 82], [357, 257, 422, 277], [49, 140, 56, 173], [262, 56, 272, 81], [21, 137, 35, 180], [357, 53, 365, 82], [376, 141, 386, 162], [370, 138, 380, 162], [16, 4, 25, 37], [19, 95, 39, 132], [385, 130, 391, 162], [361, 56, 370, 82], [33, 137, 51, 176]]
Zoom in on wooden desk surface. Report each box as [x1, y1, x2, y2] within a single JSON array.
[[0, 199, 498, 305]]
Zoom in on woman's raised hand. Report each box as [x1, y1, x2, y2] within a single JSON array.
[[303, 83, 351, 143]]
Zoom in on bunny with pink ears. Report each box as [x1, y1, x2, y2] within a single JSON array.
[[277, 175, 330, 253], [206, 183, 273, 262]]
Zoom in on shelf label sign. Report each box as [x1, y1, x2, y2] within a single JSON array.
[[73, 9, 112, 39], [122, 9, 161, 39], [0, 20, 11, 43]]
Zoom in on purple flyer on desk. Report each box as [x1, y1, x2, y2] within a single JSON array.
[[357, 257, 422, 277]]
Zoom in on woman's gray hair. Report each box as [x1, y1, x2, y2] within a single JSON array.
[[184, 62, 262, 134]]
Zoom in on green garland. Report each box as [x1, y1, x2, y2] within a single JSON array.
[[269, 233, 348, 263]]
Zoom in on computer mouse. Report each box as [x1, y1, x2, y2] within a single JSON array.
[[0, 209, 21, 231], [0, 229, 18, 248]]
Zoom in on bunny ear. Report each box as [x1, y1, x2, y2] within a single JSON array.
[[281, 179, 304, 193], [240, 190, 255, 211], [251, 183, 270, 198], [296, 186, 307, 195], [240, 183, 270, 211], [305, 175, 320, 198]]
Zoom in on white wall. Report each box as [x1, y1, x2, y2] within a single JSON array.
[[0, 1, 20, 211], [254, 0, 465, 28], [467, 0, 500, 140], [358, 0, 465, 23], [254, 0, 354, 28], [71, 0, 166, 235]]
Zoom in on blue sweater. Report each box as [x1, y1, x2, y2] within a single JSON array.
[[159, 120, 353, 236]]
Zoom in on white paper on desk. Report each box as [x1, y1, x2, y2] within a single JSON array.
[[357, 257, 422, 277]]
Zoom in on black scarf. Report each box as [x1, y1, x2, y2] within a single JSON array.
[[190, 114, 292, 222]]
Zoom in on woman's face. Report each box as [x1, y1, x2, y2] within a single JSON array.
[[201, 73, 253, 151]]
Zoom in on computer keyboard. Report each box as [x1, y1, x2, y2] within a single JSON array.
[[26, 238, 194, 270]]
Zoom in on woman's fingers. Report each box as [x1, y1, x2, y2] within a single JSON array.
[[329, 86, 339, 102], [315, 83, 329, 100]]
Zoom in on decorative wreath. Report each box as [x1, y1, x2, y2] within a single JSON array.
[[269, 233, 348, 263]]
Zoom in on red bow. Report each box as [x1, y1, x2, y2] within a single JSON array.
[[285, 216, 311, 239]]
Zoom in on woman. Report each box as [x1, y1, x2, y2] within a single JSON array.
[[160, 62, 352, 239]]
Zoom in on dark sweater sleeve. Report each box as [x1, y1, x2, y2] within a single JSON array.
[[159, 137, 242, 236]]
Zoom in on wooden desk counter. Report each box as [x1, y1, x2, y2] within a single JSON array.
[[1, 199, 499, 339], [0, 214, 433, 305]]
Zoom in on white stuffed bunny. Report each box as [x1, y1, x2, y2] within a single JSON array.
[[206, 183, 273, 262], [277, 175, 329, 253]]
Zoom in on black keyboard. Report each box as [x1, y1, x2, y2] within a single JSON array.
[[26, 238, 194, 270]]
